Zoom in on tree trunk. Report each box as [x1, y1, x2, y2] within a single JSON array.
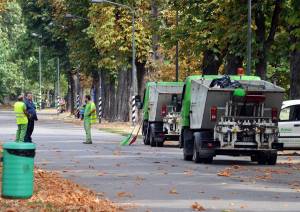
[[67, 70, 75, 114], [137, 61, 147, 96], [254, 6, 267, 79], [151, 0, 160, 61], [225, 54, 243, 75], [202, 50, 222, 75], [108, 76, 116, 122], [101, 71, 109, 120], [115, 68, 131, 121], [254, 1, 282, 79], [290, 37, 300, 99], [92, 71, 100, 116]]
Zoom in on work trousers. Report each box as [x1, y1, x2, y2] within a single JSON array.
[[84, 119, 92, 143], [16, 124, 28, 142], [24, 119, 34, 143]]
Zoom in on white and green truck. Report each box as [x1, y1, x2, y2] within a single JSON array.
[[136, 82, 184, 147], [180, 75, 285, 164]]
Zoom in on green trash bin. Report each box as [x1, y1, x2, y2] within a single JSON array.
[[1, 142, 36, 199]]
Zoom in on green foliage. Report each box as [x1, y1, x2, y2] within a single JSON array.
[[1, 0, 300, 103], [88, 0, 152, 71], [0, 1, 26, 100]]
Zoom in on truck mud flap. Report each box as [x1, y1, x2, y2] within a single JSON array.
[[197, 149, 215, 158], [272, 143, 283, 151]]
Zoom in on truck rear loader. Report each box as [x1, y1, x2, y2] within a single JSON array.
[[136, 82, 184, 147], [180, 75, 284, 165]]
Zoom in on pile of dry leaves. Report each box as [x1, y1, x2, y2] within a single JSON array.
[[0, 167, 122, 212]]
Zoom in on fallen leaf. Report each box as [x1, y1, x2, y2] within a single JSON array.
[[97, 172, 106, 176], [184, 170, 193, 176], [169, 188, 178, 195], [218, 169, 232, 177], [5, 208, 18, 212], [191, 202, 206, 211], [117, 192, 133, 198]]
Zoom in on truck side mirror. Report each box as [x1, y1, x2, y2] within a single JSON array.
[[135, 95, 143, 109]]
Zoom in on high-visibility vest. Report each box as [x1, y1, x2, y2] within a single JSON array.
[[90, 102, 97, 124], [14, 101, 28, 125]]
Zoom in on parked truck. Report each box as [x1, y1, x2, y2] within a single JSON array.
[[180, 75, 285, 164], [136, 82, 184, 147]]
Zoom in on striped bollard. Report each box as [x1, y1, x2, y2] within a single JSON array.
[[98, 97, 102, 123], [76, 94, 80, 118], [57, 96, 60, 114], [132, 95, 136, 125]]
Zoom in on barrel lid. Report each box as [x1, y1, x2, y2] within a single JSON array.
[[3, 142, 36, 150]]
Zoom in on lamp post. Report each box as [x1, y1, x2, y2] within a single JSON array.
[[32, 33, 43, 110], [57, 57, 60, 97], [91, 0, 138, 110], [247, 0, 252, 75]]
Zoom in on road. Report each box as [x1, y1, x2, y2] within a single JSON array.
[[1, 110, 300, 212]]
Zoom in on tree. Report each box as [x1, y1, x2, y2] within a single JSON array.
[[286, 0, 300, 99]]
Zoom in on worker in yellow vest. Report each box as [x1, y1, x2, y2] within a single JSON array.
[[14, 95, 28, 142], [83, 95, 97, 144]]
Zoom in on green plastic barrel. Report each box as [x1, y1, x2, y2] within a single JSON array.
[[1, 142, 36, 199]]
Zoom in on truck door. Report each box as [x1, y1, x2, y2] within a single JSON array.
[[279, 104, 300, 148]]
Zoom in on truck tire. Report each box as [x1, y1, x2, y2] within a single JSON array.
[[257, 152, 268, 165], [267, 151, 277, 165], [150, 135, 163, 147], [149, 123, 164, 147], [150, 130, 163, 147], [182, 129, 194, 161], [143, 122, 150, 145], [193, 132, 214, 164], [184, 153, 193, 161], [193, 141, 201, 163], [251, 155, 258, 162]]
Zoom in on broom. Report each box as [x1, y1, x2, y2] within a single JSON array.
[[120, 125, 136, 146], [129, 122, 142, 146]]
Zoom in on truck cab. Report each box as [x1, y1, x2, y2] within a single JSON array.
[[279, 100, 300, 149]]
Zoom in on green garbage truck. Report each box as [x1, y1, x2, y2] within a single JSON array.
[[135, 82, 184, 147], [179, 75, 285, 164]]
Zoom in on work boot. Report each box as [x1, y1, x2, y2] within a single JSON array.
[[83, 141, 92, 144]]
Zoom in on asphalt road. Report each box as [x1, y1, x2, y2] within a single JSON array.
[[1, 110, 300, 212]]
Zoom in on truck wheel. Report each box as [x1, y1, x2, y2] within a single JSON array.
[[193, 132, 214, 164], [251, 155, 258, 162], [150, 132, 163, 147], [183, 129, 194, 161], [143, 135, 150, 145], [193, 141, 201, 163], [267, 152, 277, 165], [257, 153, 268, 165], [184, 153, 193, 161], [143, 124, 150, 145], [150, 132, 156, 147]]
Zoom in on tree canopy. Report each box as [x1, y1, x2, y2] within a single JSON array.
[[0, 0, 299, 119]]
